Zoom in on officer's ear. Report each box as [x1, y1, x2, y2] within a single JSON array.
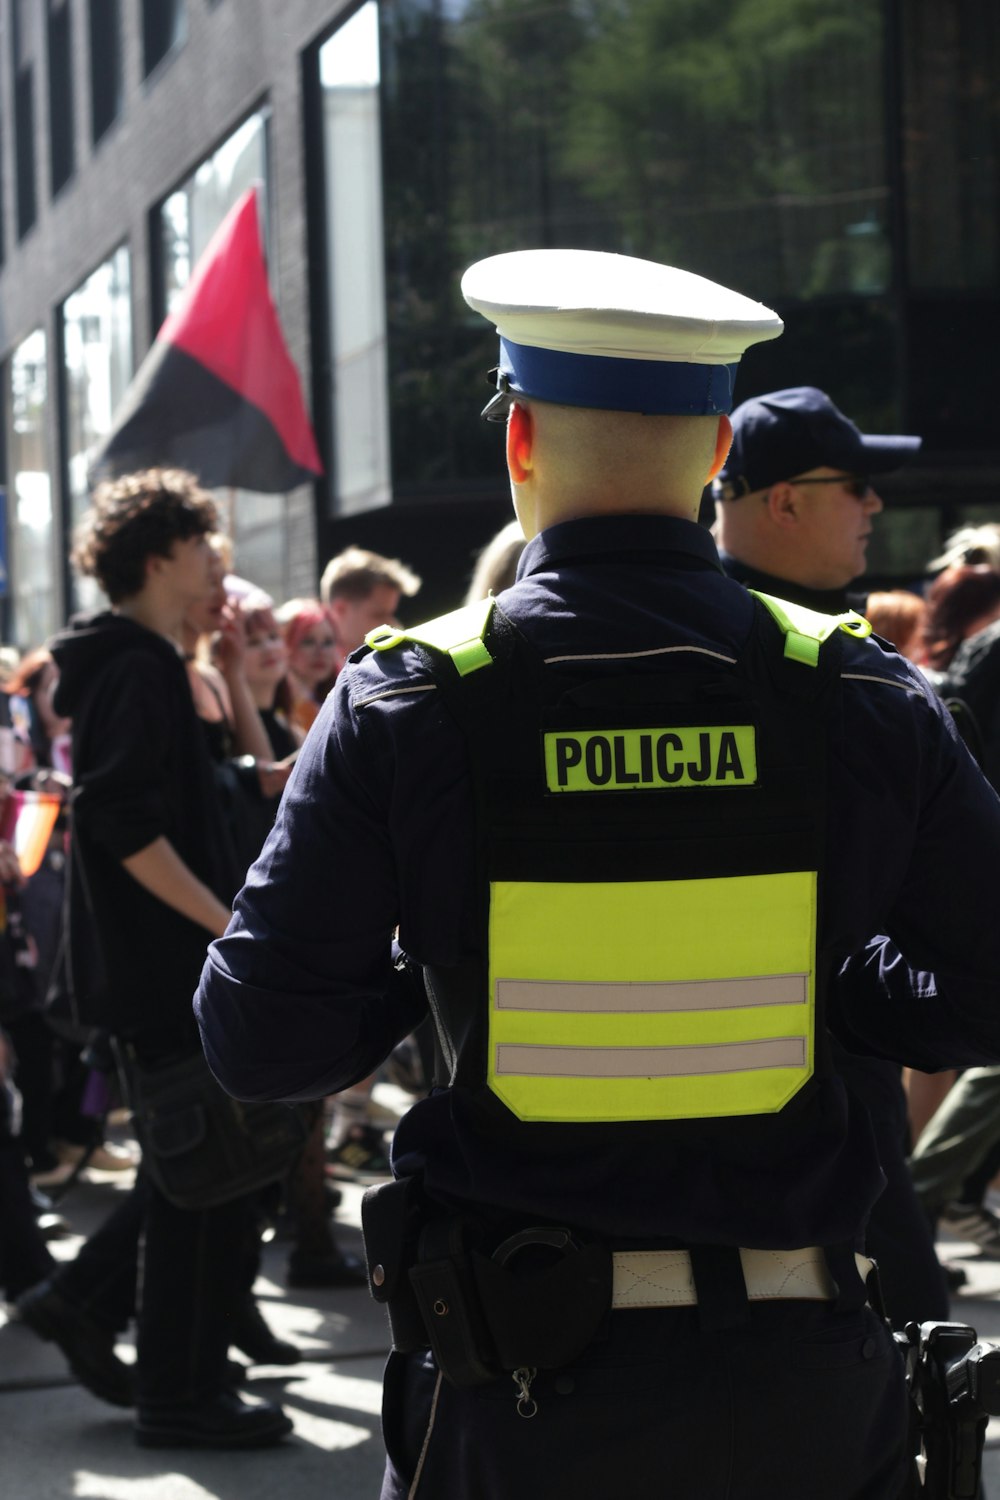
[[506, 402, 534, 485], [706, 414, 733, 483], [765, 481, 800, 528]]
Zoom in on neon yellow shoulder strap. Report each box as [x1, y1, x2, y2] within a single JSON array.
[[749, 590, 872, 668], [365, 596, 496, 677], [365, 589, 870, 676]]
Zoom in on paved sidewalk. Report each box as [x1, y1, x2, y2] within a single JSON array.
[[0, 1170, 390, 1500], [6, 1166, 1000, 1498]]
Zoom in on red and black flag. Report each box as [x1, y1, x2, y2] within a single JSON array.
[[89, 186, 323, 494]]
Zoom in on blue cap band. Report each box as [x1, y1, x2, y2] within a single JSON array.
[[499, 337, 739, 415]]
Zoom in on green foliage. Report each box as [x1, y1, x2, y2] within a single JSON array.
[[379, 0, 892, 486]]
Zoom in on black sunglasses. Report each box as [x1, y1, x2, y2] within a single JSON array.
[[481, 368, 514, 423], [788, 474, 873, 500]]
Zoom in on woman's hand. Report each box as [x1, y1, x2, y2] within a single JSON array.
[[215, 602, 248, 679], [255, 757, 297, 799]]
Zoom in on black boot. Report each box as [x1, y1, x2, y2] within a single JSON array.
[[230, 1298, 300, 1365], [135, 1388, 293, 1448], [16, 1278, 135, 1407]]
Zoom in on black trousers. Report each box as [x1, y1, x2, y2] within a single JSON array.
[[56, 1170, 258, 1405], [380, 1300, 911, 1500], [4, 1010, 55, 1169], [0, 1141, 55, 1299]]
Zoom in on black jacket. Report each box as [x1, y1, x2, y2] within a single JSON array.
[[51, 612, 228, 1051]]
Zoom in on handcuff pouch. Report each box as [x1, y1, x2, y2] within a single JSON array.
[[361, 1176, 427, 1352], [472, 1230, 613, 1370]]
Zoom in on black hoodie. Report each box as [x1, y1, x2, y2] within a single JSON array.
[[51, 612, 228, 1051]]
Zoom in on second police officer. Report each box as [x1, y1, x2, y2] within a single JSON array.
[[196, 249, 1000, 1498], [713, 388, 954, 1332]]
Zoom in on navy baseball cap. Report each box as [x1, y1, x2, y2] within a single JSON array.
[[713, 386, 921, 499]]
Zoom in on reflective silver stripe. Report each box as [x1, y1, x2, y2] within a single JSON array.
[[353, 683, 438, 708], [544, 645, 737, 666], [841, 672, 915, 693], [495, 1037, 807, 1078], [495, 974, 807, 1014]]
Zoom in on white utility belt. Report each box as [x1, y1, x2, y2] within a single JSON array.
[[611, 1246, 874, 1310]]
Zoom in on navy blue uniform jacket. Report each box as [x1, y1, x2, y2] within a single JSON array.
[[196, 515, 1000, 1247]]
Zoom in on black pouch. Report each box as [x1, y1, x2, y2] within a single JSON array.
[[361, 1176, 428, 1353], [118, 1045, 308, 1210], [472, 1227, 613, 1369], [409, 1216, 498, 1386]]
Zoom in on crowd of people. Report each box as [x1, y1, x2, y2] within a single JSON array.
[[0, 487, 439, 1443], [1, 409, 1000, 1472]]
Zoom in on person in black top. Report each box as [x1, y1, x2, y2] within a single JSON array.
[[16, 469, 292, 1448]]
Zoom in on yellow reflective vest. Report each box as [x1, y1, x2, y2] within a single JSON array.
[[368, 592, 871, 1130]]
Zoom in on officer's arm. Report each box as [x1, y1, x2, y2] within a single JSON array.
[[829, 684, 1000, 1069], [830, 939, 1000, 1071]]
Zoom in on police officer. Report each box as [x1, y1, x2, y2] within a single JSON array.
[[712, 389, 953, 1331], [712, 385, 919, 612], [196, 250, 1000, 1499]]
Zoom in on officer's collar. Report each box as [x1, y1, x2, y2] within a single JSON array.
[[718, 552, 867, 616], [517, 514, 723, 581]]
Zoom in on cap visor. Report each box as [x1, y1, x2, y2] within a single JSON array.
[[858, 433, 922, 472]]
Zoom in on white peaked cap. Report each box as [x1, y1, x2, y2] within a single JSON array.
[[462, 248, 783, 415]]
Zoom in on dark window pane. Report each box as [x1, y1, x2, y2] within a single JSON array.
[[15, 69, 36, 238], [48, 0, 74, 194], [734, 298, 901, 439], [0, 86, 6, 264], [89, 0, 123, 144], [905, 298, 996, 452], [12, 0, 33, 71], [142, 0, 186, 78], [903, 0, 1000, 291]]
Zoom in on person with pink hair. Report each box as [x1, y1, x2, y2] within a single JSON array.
[[273, 598, 337, 735]]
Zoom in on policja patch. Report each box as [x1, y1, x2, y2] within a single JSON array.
[[544, 724, 757, 791]]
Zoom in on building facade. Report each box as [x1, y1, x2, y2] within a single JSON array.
[[0, 0, 997, 644]]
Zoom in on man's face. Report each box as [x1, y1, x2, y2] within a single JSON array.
[[785, 468, 884, 588], [329, 583, 402, 656], [183, 547, 227, 637], [161, 534, 216, 610]]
